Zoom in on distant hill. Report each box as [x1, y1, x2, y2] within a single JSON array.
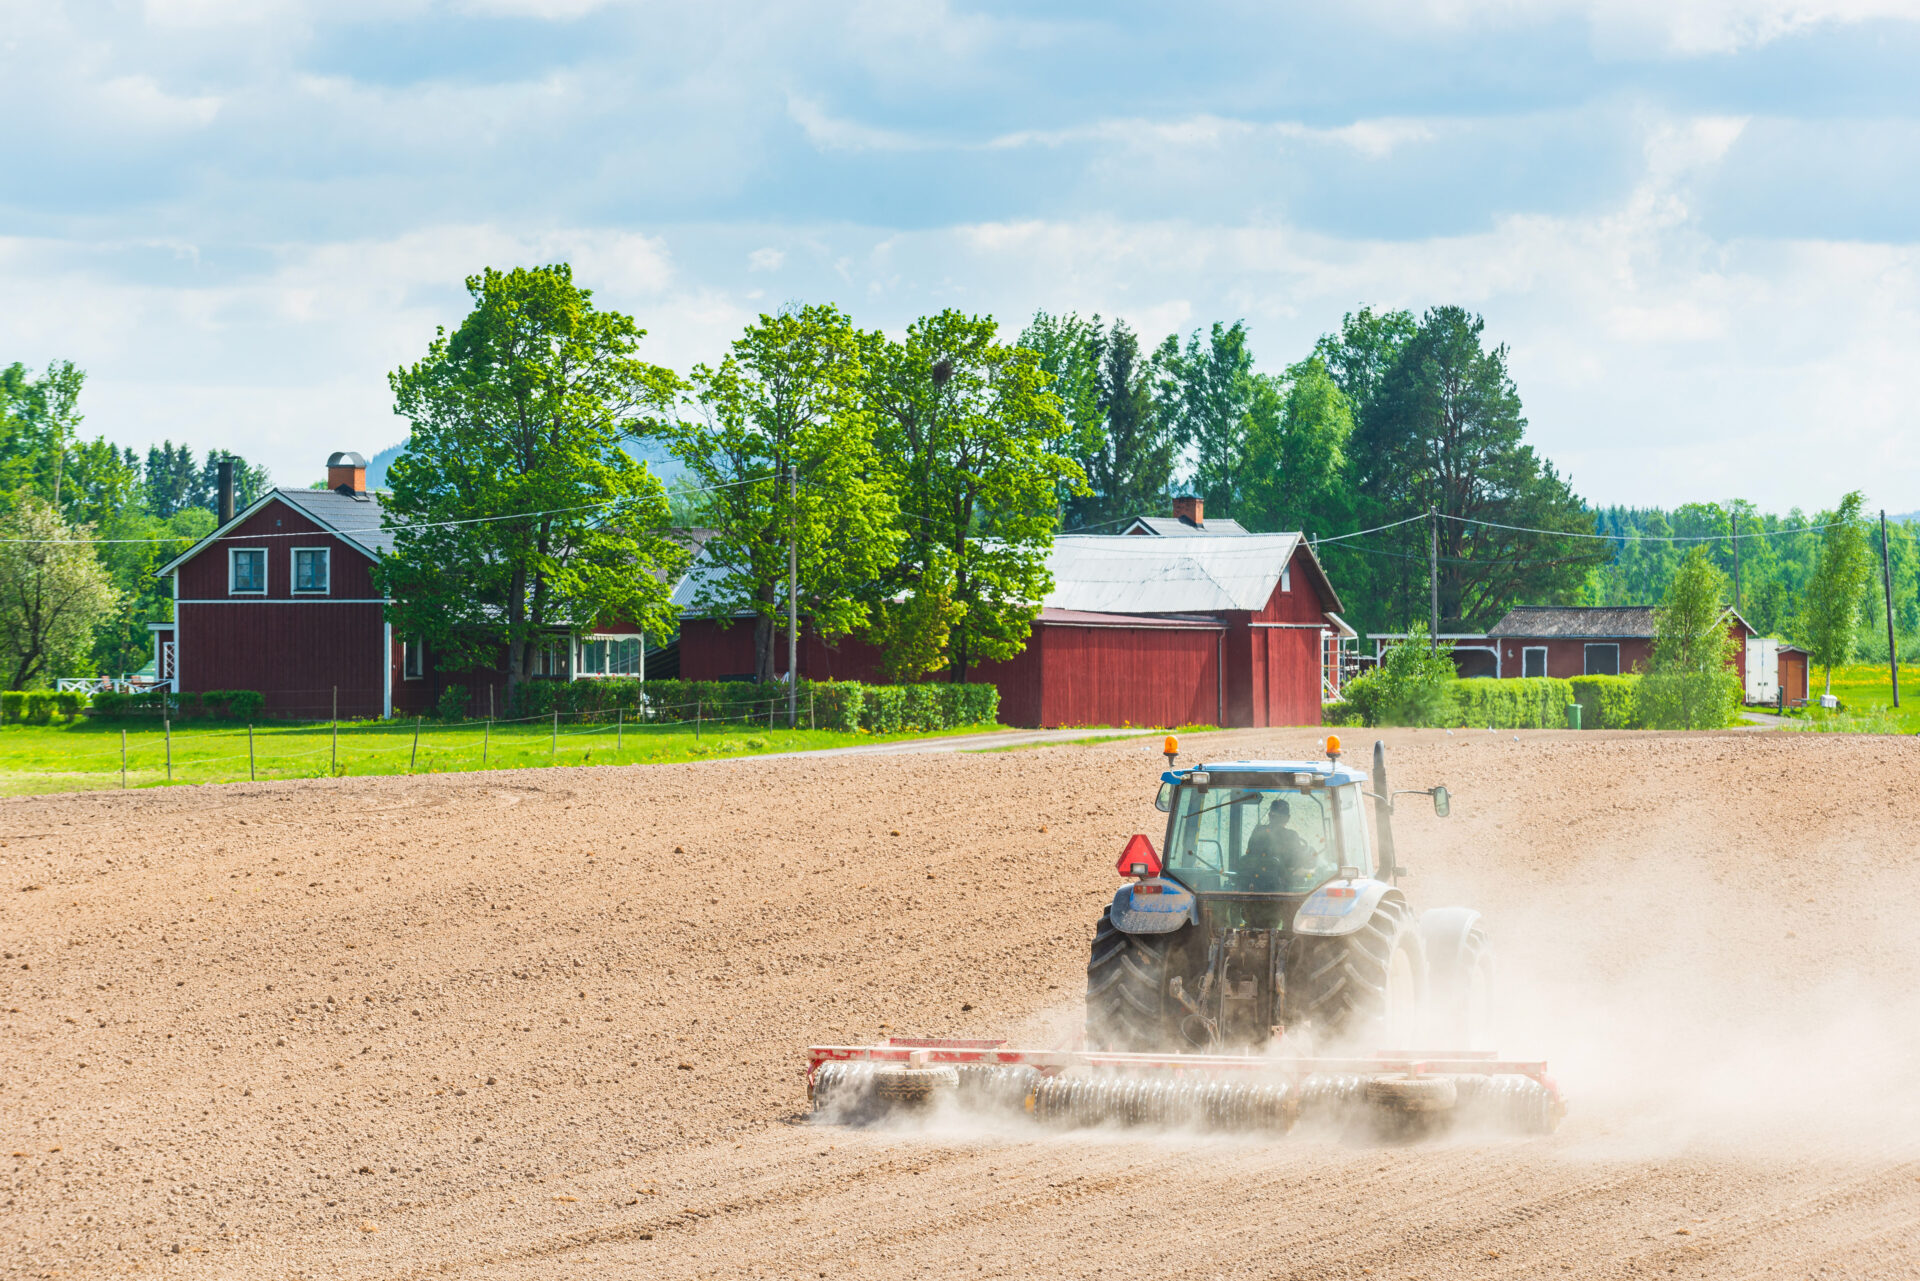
[[365, 437, 685, 491]]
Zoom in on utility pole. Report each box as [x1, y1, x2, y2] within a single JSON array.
[[1428, 507, 1439, 650], [787, 463, 799, 729], [1731, 511, 1742, 612], [1882, 509, 1900, 708]]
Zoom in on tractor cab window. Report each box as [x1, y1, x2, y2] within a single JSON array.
[[1163, 784, 1346, 893]]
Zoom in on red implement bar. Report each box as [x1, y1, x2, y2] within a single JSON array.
[[807, 1041, 1555, 1089]]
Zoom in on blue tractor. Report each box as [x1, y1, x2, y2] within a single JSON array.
[[1087, 737, 1493, 1054]]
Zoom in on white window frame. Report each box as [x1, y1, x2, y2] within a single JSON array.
[[1583, 643, 1620, 676], [228, 547, 267, 595], [1280, 563, 1292, 592], [575, 633, 645, 679], [1521, 645, 1548, 678], [402, 637, 425, 681], [291, 546, 331, 594]]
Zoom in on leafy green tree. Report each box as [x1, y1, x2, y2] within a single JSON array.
[[1798, 491, 1872, 697], [1343, 621, 1456, 726], [1636, 547, 1740, 729], [667, 304, 900, 683], [865, 309, 1081, 680], [380, 264, 688, 695], [0, 361, 86, 506], [0, 497, 117, 690], [1349, 306, 1603, 633], [1236, 355, 1355, 538]]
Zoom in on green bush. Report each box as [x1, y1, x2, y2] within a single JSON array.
[[1442, 677, 1575, 729], [1634, 670, 1742, 730], [22, 691, 57, 725], [1, 691, 25, 723], [86, 688, 267, 721], [436, 684, 469, 722], [54, 691, 85, 719], [1321, 700, 1365, 727], [1569, 675, 1640, 729]]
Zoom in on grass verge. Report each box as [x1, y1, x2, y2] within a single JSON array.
[[0, 717, 1005, 796], [1776, 662, 1920, 734]]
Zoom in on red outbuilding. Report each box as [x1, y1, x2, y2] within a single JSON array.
[[675, 509, 1347, 729]]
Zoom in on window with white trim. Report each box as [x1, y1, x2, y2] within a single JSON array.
[[292, 547, 330, 593], [1583, 643, 1620, 676], [229, 548, 267, 594], [578, 635, 643, 677], [1280, 563, 1292, 592], [1522, 646, 1548, 678], [402, 637, 425, 680], [531, 638, 571, 678]]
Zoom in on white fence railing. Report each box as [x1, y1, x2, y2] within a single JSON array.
[[57, 677, 174, 695]]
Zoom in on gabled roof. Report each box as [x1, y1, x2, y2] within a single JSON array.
[[1048, 533, 1322, 613], [1121, 515, 1252, 537], [673, 530, 1343, 619], [1487, 604, 1755, 640], [157, 488, 395, 575]]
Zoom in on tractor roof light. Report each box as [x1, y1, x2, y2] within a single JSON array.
[[1162, 735, 1179, 767], [1325, 734, 1342, 760]]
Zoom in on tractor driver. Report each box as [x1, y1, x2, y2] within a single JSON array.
[[1241, 798, 1313, 893]]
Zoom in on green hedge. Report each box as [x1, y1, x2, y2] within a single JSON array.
[[1321, 700, 1365, 727], [2, 691, 87, 724], [1442, 677, 1574, 729], [1569, 675, 1639, 728], [87, 689, 266, 721], [505, 678, 998, 733], [1634, 670, 1742, 730]]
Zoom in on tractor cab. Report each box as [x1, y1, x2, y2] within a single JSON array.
[[1149, 760, 1376, 929]]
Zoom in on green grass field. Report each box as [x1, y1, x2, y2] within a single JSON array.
[[0, 715, 1002, 796], [1778, 662, 1920, 734]]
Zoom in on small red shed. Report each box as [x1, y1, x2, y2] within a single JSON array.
[[1485, 605, 1754, 684]]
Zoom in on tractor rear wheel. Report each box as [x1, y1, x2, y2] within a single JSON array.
[[1288, 897, 1426, 1048], [1085, 907, 1187, 1052], [1429, 921, 1495, 1048]]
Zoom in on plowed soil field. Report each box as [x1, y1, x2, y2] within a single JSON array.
[[6, 729, 1919, 1279]]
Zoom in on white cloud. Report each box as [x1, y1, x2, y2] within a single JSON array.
[[748, 247, 785, 272], [1373, 0, 1920, 53], [785, 94, 925, 152]]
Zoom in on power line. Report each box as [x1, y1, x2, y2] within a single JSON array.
[[1436, 511, 1845, 544]]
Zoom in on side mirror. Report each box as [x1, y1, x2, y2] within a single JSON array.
[[1154, 782, 1174, 813], [1431, 786, 1450, 818]]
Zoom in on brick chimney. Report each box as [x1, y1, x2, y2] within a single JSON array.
[[327, 451, 368, 498], [1172, 495, 1204, 527]]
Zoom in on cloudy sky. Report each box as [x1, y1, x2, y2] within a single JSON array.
[[4, 0, 1919, 511]]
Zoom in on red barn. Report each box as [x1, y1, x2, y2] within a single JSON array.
[[675, 522, 1346, 729], [155, 452, 430, 720]]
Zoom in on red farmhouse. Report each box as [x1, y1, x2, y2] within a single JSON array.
[[155, 452, 430, 720], [675, 512, 1346, 728]]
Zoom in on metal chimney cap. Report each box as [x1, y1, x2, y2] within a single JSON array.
[[327, 451, 368, 468]]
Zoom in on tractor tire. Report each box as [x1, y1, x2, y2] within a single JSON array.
[[1288, 896, 1426, 1049], [1085, 908, 1186, 1052], [1428, 921, 1495, 1049]]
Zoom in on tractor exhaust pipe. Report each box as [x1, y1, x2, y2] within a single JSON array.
[[1373, 740, 1398, 880]]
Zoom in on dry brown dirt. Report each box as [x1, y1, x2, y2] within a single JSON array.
[[5, 728, 1920, 1280]]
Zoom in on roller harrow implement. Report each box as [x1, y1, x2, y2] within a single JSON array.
[[808, 1039, 1564, 1138]]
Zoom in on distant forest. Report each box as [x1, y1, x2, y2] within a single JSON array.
[[1582, 504, 1917, 660]]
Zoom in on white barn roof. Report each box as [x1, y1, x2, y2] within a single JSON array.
[[1045, 533, 1305, 613]]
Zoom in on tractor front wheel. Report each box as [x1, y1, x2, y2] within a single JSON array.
[[1084, 908, 1187, 1052]]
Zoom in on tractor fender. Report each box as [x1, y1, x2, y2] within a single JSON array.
[[1417, 907, 1482, 976], [1107, 877, 1197, 934], [1290, 879, 1399, 938]]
